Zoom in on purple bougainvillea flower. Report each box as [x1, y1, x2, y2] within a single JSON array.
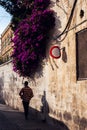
[[12, 0, 55, 79]]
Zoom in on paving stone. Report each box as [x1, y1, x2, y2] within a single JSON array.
[[0, 104, 59, 130]]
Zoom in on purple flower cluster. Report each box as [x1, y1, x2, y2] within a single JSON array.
[[34, 0, 50, 10], [12, 0, 55, 79]]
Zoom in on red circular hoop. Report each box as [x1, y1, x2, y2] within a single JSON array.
[[49, 46, 61, 59]]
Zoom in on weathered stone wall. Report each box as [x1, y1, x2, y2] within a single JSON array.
[[0, 0, 87, 130], [0, 61, 23, 110], [48, 0, 87, 130]]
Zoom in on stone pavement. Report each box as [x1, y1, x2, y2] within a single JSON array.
[[0, 104, 59, 130]]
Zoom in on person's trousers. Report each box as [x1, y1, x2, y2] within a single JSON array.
[[22, 101, 29, 119]]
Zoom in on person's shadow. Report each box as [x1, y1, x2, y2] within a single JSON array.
[[41, 91, 49, 122], [40, 91, 70, 130]]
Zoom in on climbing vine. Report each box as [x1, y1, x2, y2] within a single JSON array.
[[0, 0, 55, 79]]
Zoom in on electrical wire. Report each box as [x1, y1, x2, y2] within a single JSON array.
[[64, 19, 87, 34], [52, 19, 87, 43], [56, 0, 67, 15], [53, 0, 78, 41]]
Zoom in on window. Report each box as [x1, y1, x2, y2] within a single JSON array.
[[76, 28, 87, 80]]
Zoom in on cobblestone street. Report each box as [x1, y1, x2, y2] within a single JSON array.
[[0, 104, 60, 130]]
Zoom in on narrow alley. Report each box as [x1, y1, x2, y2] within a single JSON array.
[[0, 104, 60, 130]]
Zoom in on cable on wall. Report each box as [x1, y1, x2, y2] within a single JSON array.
[[53, 0, 78, 41]]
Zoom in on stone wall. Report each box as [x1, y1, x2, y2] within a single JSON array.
[[48, 0, 87, 130], [0, 58, 87, 130], [0, 61, 23, 110], [0, 0, 87, 130]]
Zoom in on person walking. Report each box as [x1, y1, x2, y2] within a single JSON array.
[[19, 81, 33, 120]]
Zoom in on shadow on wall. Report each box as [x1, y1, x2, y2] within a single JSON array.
[[29, 91, 70, 130], [29, 104, 87, 130], [9, 73, 18, 92], [0, 76, 5, 104]]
